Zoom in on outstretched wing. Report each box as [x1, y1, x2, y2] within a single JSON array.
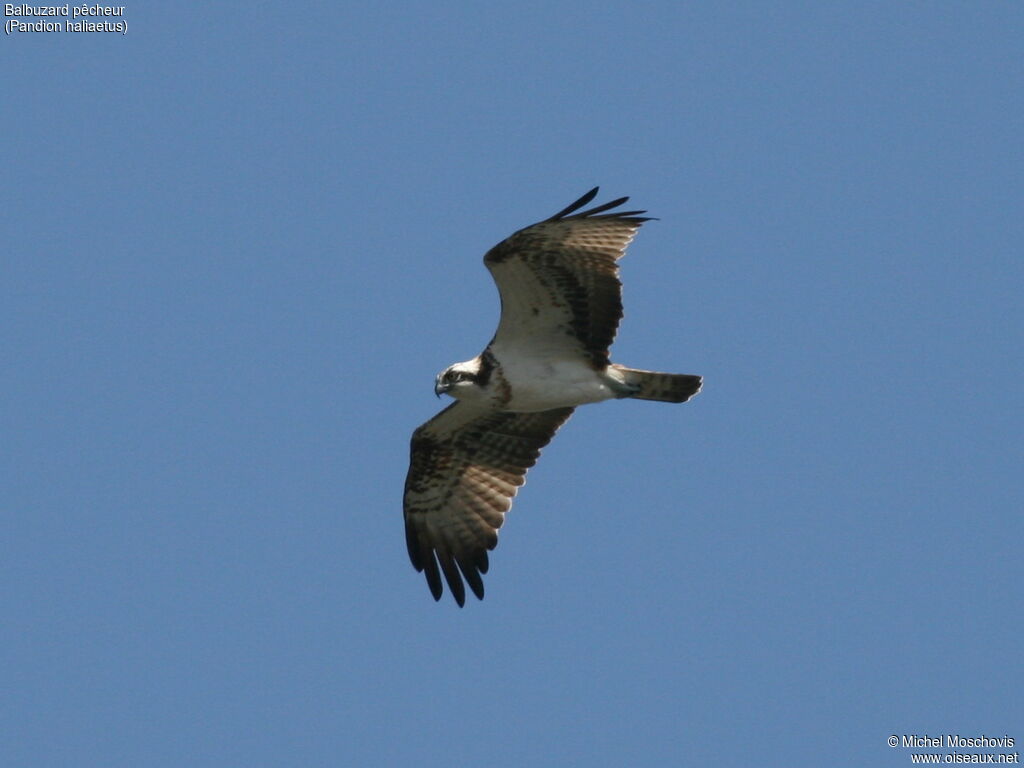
[[403, 402, 574, 606], [484, 187, 651, 368]]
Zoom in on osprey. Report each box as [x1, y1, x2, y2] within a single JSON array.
[[404, 188, 702, 606]]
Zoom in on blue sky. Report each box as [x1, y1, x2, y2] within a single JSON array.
[[3, 2, 1021, 766]]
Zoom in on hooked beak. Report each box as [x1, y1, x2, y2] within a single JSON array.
[[434, 377, 445, 398]]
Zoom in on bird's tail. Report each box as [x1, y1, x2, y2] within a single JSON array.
[[611, 365, 702, 403]]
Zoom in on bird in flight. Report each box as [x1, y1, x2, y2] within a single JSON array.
[[403, 188, 702, 605]]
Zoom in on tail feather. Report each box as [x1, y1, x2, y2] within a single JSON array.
[[612, 365, 702, 403]]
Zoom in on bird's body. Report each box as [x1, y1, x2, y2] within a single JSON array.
[[403, 188, 702, 606], [449, 348, 627, 412], [496, 356, 622, 411]]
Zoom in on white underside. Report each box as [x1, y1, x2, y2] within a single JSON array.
[[491, 344, 625, 412]]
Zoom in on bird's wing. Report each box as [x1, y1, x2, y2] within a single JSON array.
[[483, 187, 651, 368], [403, 401, 575, 606]]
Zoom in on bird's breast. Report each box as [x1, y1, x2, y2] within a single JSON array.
[[494, 354, 618, 412]]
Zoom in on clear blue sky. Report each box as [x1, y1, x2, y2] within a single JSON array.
[[3, 3, 1021, 766]]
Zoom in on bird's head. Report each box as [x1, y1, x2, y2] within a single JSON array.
[[434, 359, 484, 400]]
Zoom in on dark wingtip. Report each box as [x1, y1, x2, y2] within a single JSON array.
[[547, 187, 600, 221], [549, 188, 652, 223], [462, 565, 485, 602], [427, 570, 443, 601], [420, 552, 443, 601], [583, 195, 630, 215], [438, 553, 466, 607]]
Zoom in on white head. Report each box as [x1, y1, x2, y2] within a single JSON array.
[[434, 358, 485, 400]]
